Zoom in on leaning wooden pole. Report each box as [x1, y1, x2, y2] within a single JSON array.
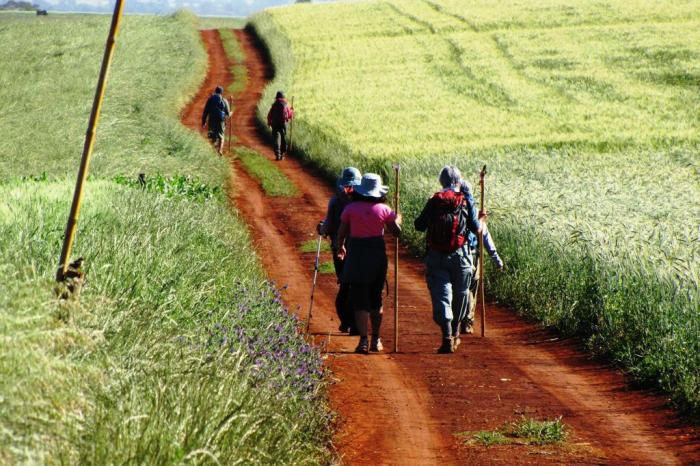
[[393, 164, 401, 353], [479, 165, 487, 337], [56, 0, 126, 281]]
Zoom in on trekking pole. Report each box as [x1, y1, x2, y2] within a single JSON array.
[[305, 234, 323, 334], [227, 96, 232, 154], [288, 96, 294, 156], [479, 165, 487, 337], [56, 0, 125, 282], [393, 164, 401, 353]]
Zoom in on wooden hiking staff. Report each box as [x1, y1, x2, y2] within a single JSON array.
[[288, 96, 294, 156], [227, 96, 232, 154], [393, 164, 401, 353], [479, 165, 487, 337], [56, 0, 125, 282]]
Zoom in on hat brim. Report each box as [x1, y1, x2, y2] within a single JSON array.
[[355, 185, 389, 198]]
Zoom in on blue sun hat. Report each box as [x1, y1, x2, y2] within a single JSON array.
[[337, 167, 361, 189], [355, 173, 389, 198]]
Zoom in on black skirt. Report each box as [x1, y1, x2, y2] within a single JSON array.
[[341, 236, 387, 285]]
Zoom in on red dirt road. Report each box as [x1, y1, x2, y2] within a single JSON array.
[[182, 29, 700, 465]]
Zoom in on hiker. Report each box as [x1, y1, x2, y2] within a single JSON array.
[[266, 91, 294, 160], [336, 173, 402, 354], [201, 86, 230, 155], [461, 191, 504, 334], [318, 167, 362, 335], [414, 166, 481, 354]]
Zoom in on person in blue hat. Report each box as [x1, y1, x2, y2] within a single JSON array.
[[336, 173, 402, 354], [318, 167, 362, 334]]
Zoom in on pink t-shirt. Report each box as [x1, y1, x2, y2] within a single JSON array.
[[340, 202, 397, 238]]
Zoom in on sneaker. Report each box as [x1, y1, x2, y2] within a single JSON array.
[[460, 321, 474, 335], [355, 337, 369, 354], [453, 336, 461, 349], [370, 337, 383, 352], [437, 337, 454, 354], [338, 324, 350, 333]]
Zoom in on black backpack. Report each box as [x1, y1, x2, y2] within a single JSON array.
[[269, 99, 287, 127], [209, 94, 227, 122], [426, 190, 467, 252]]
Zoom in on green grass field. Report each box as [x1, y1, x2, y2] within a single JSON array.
[[1, 12, 330, 463], [250, 0, 700, 412]]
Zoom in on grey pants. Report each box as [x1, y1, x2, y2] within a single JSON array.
[[425, 247, 474, 337]]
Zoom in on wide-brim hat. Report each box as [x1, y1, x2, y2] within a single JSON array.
[[337, 166, 361, 189], [355, 173, 389, 198]]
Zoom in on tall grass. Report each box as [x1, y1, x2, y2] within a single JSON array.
[[249, 1, 700, 412], [1, 180, 331, 464], [1, 12, 332, 464]]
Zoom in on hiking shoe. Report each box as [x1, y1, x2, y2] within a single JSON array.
[[370, 337, 383, 352], [437, 337, 454, 354], [453, 336, 461, 350], [460, 321, 474, 335], [338, 324, 350, 333], [355, 337, 369, 354]]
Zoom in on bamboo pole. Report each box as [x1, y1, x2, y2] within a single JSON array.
[[56, 0, 126, 282], [393, 164, 401, 352], [479, 165, 487, 337]]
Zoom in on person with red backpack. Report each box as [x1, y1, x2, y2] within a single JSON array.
[[414, 166, 481, 354], [266, 91, 294, 160], [201, 86, 230, 155]]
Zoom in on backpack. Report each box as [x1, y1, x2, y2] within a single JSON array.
[[210, 94, 227, 122], [269, 99, 288, 127], [426, 190, 466, 252]]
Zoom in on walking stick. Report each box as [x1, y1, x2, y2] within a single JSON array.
[[227, 96, 232, 154], [305, 234, 323, 334], [393, 164, 401, 353], [479, 165, 487, 337], [287, 96, 294, 157]]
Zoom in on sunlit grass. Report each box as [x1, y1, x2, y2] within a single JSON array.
[[250, 0, 700, 412], [235, 147, 299, 197]]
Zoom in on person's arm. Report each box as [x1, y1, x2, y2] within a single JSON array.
[[464, 193, 480, 235], [224, 98, 231, 118], [201, 98, 210, 127], [318, 197, 336, 236], [336, 221, 349, 259], [386, 206, 402, 237], [266, 105, 273, 127], [413, 198, 432, 232], [286, 104, 294, 121], [482, 224, 504, 269]]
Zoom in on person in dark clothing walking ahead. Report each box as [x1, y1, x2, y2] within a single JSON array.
[[318, 167, 362, 334], [267, 91, 294, 160], [201, 86, 230, 155]]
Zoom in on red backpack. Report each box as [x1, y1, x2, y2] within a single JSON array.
[[427, 190, 466, 252]]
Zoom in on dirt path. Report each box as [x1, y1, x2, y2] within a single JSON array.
[[182, 29, 700, 465]]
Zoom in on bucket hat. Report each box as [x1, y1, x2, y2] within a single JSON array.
[[355, 173, 389, 198], [337, 167, 361, 189]]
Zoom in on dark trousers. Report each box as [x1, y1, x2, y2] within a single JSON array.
[[272, 126, 287, 159], [333, 254, 354, 330]]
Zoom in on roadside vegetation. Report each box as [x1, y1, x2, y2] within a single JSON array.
[[0, 11, 330, 464], [235, 147, 299, 197], [249, 0, 700, 412], [462, 416, 568, 446]]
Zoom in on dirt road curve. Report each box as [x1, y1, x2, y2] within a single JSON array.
[[182, 29, 700, 465]]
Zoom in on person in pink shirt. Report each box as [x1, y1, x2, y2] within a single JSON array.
[[337, 173, 402, 354]]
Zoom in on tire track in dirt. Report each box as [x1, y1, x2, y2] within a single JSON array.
[[182, 28, 700, 465]]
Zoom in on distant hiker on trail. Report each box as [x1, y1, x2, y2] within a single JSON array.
[[318, 167, 362, 335], [201, 85, 230, 155], [414, 166, 481, 354], [337, 173, 402, 354], [461, 180, 504, 335], [266, 91, 294, 161]]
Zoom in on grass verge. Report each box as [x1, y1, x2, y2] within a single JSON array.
[[235, 146, 299, 197]]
